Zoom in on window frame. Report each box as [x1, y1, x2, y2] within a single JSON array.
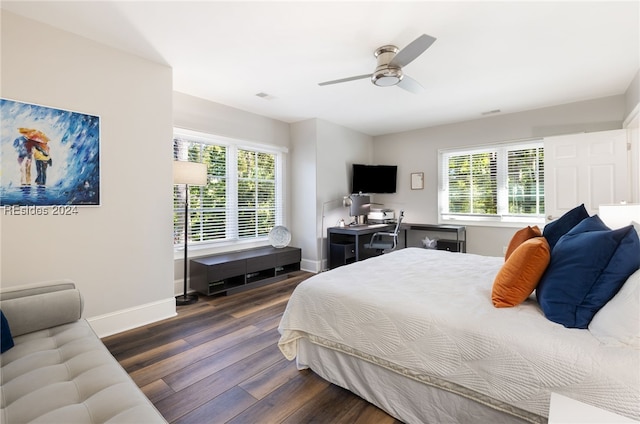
[[173, 128, 286, 250], [438, 139, 545, 227]]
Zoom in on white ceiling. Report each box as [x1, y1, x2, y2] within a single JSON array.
[[2, 1, 639, 136]]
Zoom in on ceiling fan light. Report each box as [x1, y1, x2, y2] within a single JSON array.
[[373, 76, 400, 87], [372, 68, 402, 87]]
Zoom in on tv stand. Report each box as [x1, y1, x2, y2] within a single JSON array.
[[189, 246, 301, 295]]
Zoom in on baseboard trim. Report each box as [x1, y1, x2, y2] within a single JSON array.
[[301, 258, 321, 273], [87, 297, 177, 338], [174, 278, 198, 297]]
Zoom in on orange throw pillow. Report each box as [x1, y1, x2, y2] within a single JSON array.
[[504, 225, 541, 260], [492, 237, 550, 308]]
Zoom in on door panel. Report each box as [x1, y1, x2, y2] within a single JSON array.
[[589, 164, 616, 209], [553, 166, 579, 210]]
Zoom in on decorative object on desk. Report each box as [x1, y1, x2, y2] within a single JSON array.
[[422, 236, 438, 249], [269, 225, 291, 248], [411, 172, 424, 190], [173, 160, 208, 306]]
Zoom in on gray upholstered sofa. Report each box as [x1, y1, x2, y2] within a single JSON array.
[[0, 280, 167, 423]]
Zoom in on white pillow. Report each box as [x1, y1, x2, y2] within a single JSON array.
[[589, 269, 640, 348]]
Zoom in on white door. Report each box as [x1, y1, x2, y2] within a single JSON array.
[[544, 129, 629, 221]]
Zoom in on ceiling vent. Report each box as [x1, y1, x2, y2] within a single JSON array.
[[256, 92, 276, 100]]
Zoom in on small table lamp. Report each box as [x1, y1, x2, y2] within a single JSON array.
[[174, 161, 208, 305], [598, 203, 640, 230]]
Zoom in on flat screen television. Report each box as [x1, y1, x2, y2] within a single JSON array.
[[351, 164, 398, 194]]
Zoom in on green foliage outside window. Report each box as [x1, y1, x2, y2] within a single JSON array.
[[507, 148, 544, 215], [447, 152, 497, 215], [443, 143, 544, 221], [174, 136, 279, 246], [238, 150, 276, 239]]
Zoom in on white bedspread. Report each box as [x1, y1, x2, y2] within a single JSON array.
[[278, 248, 640, 420]]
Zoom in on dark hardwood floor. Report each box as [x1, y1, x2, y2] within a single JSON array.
[[102, 271, 403, 424]]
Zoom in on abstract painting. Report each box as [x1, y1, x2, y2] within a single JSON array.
[[1, 98, 100, 206]]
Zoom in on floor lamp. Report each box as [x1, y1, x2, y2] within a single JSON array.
[[173, 161, 208, 306]]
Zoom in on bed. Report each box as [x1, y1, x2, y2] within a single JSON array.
[[277, 247, 640, 423]]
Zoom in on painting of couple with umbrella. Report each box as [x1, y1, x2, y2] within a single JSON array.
[[0, 98, 100, 206]]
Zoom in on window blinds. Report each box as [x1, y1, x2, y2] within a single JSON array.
[[440, 140, 544, 223], [173, 130, 283, 247], [506, 146, 544, 216]]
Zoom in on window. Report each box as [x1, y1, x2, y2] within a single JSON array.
[[173, 129, 284, 248], [439, 141, 544, 225], [237, 149, 278, 238]]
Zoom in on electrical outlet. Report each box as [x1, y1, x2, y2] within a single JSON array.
[[502, 246, 508, 254]]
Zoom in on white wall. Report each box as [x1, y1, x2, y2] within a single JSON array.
[[624, 70, 640, 203], [625, 70, 640, 118], [373, 95, 628, 257], [317, 119, 372, 269], [290, 118, 373, 271], [0, 11, 175, 337], [290, 120, 318, 271], [173, 92, 290, 150], [625, 109, 639, 204]]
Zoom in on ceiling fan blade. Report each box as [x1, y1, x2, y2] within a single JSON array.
[[397, 75, 424, 94], [318, 74, 372, 86], [390, 34, 436, 68]]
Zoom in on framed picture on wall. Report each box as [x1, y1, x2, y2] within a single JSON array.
[[0, 98, 100, 206], [411, 172, 424, 190]]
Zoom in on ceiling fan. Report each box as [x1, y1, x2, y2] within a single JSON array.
[[318, 34, 436, 94]]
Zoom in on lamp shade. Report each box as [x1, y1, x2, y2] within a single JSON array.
[[599, 203, 640, 229], [173, 161, 207, 185]]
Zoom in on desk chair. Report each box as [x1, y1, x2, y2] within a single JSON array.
[[365, 210, 404, 253]]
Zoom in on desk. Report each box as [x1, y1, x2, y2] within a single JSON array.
[[401, 223, 466, 252], [327, 224, 393, 269], [327, 223, 467, 269]]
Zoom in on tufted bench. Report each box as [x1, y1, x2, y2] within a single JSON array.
[[0, 280, 167, 423]]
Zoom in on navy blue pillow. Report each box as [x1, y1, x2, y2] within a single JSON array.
[[537, 215, 640, 328], [1, 310, 14, 353], [542, 204, 589, 250]]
